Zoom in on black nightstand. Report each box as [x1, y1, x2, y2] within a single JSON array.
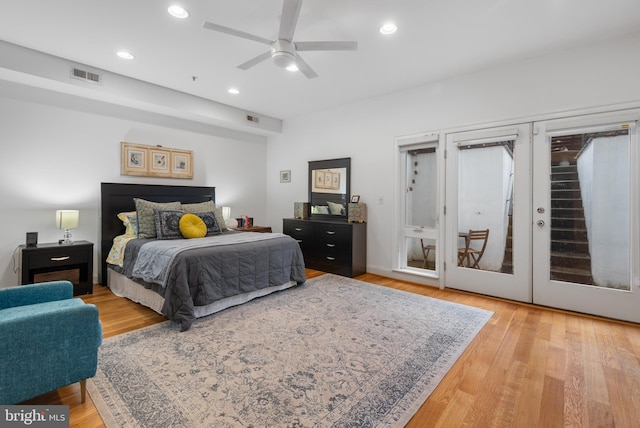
[[20, 240, 94, 295]]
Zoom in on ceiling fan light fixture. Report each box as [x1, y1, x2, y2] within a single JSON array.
[[286, 63, 299, 72], [379, 22, 398, 35], [228, 88, 240, 95], [168, 5, 189, 19], [272, 50, 296, 68]]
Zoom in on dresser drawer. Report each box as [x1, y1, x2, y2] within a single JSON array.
[[283, 220, 313, 243], [314, 223, 351, 246], [26, 247, 90, 269]]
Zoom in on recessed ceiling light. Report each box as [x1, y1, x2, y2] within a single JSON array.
[[116, 51, 135, 60], [379, 23, 398, 35], [168, 5, 189, 19], [228, 88, 240, 95], [286, 64, 299, 72]]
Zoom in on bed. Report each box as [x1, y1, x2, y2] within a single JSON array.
[[100, 182, 306, 331]]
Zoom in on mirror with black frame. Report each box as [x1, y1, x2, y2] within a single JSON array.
[[308, 157, 350, 221]]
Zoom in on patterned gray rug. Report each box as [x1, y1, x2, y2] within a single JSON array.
[[88, 274, 492, 427]]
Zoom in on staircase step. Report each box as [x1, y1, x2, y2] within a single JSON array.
[[551, 251, 592, 269], [551, 180, 581, 190], [551, 198, 584, 209], [551, 239, 590, 253], [551, 165, 578, 173], [550, 266, 593, 285], [550, 217, 586, 229], [551, 171, 579, 181], [551, 228, 588, 241], [551, 207, 586, 218], [551, 189, 582, 199]]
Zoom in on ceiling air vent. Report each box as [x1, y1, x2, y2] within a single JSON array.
[[70, 67, 101, 84], [246, 115, 260, 124]]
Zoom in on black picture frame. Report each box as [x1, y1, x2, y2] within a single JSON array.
[[351, 195, 360, 203]]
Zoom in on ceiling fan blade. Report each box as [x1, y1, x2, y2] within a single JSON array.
[[295, 41, 358, 51], [278, 0, 303, 41], [203, 21, 272, 46], [237, 51, 273, 70], [295, 54, 318, 79]]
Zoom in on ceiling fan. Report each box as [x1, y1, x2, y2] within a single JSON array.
[[202, 0, 357, 79]]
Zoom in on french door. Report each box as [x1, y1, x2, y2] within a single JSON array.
[[444, 111, 640, 322], [532, 112, 640, 322], [445, 123, 532, 302]]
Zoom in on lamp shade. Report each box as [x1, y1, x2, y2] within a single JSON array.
[[56, 210, 79, 230], [222, 206, 231, 220]]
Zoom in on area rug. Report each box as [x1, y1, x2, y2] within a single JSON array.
[[88, 274, 492, 427]]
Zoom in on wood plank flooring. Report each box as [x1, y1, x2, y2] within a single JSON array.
[[21, 270, 640, 427]]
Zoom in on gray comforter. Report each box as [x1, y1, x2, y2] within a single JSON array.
[[121, 231, 306, 330]]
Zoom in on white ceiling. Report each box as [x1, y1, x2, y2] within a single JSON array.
[[1, 0, 640, 120]]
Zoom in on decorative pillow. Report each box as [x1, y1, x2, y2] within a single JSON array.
[[154, 209, 185, 240], [313, 205, 330, 214], [179, 213, 207, 239], [327, 201, 345, 215], [197, 211, 222, 236], [183, 200, 228, 232], [134, 198, 181, 239], [106, 234, 136, 267], [117, 211, 138, 236]]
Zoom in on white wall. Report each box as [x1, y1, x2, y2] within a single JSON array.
[[266, 32, 640, 279], [0, 87, 268, 286]]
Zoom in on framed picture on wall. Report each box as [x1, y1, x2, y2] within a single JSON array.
[[280, 170, 291, 183], [172, 150, 193, 178], [121, 142, 148, 176], [149, 148, 170, 173]]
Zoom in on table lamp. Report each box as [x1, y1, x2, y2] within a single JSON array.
[[56, 209, 79, 245]]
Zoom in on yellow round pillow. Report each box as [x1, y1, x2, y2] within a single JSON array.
[[179, 213, 207, 239]]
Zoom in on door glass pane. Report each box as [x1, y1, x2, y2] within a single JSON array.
[[406, 148, 437, 228], [406, 238, 436, 270], [404, 147, 437, 271], [549, 130, 630, 290], [458, 140, 514, 273]]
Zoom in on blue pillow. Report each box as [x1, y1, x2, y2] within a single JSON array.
[[198, 211, 222, 236], [154, 209, 184, 240]]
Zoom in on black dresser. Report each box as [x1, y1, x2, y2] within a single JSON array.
[[283, 219, 366, 277]]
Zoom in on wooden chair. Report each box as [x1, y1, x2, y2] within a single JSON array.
[[458, 229, 489, 268], [420, 239, 435, 269]]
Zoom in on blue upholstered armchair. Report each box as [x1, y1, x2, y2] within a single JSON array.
[[0, 281, 102, 404]]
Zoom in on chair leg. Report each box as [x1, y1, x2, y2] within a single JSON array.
[[423, 247, 430, 269], [80, 379, 87, 404]]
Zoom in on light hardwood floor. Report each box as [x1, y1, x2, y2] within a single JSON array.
[[23, 270, 640, 427]]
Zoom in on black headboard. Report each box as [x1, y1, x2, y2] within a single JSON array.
[[99, 182, 215, 285]]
